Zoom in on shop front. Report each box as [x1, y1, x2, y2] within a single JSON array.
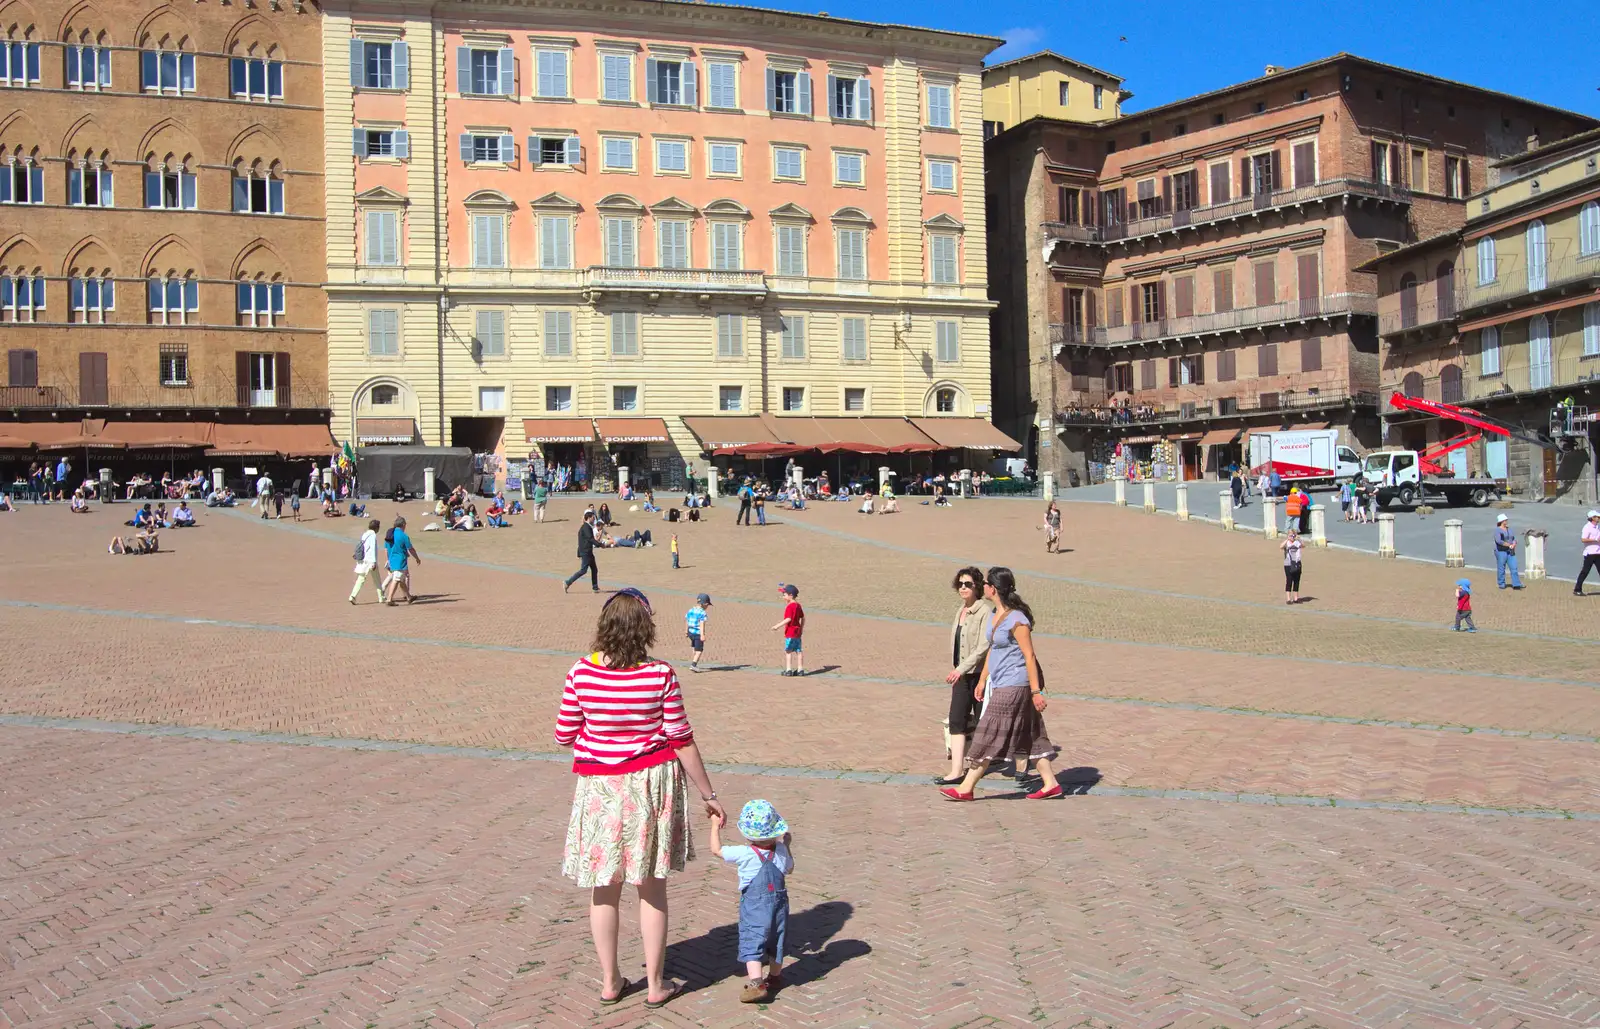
[[522, 418, 598, 492], [594, 418, 679, 492], [1198, 427, 1244, 478], [1169, 432, 1202, 481], [355, 418, 419, 447]]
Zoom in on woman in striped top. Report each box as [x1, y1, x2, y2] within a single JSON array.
[[555, 587, 725, 1010]]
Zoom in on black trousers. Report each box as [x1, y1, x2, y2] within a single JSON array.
[[737, 499, 752, 525], [1576, 554, 1600, 592], [947, 670, 982, 736], [565, 553, 598, 589]]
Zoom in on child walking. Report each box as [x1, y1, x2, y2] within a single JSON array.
[[771, 584, 805, 676], [1454, 578, 1477, 633], [290, 492, 302, 521], [670, 532, 680, 569], [710, 800, 794, 1004], [686, 593, 711, 672]]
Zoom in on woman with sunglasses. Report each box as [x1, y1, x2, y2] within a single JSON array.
[[934, 567, 995, 785], [555, 587, 727, 1009], [939, 567, 1063, 801]]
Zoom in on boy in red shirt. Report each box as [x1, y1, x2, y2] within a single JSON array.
[[771, 583, 806, 677], [1454, 578, 1476, 633]]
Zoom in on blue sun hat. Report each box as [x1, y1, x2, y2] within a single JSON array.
[[1456, 578, 1471, 591], [737, 799, 788, 841]]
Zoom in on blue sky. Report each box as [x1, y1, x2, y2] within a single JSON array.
[[757, 0, 1599, 117]]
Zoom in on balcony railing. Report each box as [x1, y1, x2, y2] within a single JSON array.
[[1456, 258, 1600, 315], [1052, 292, 1377, 350], [1467, 357, 1600, 401], [1043, 178, 1410, 248], [1057, 387, 1377, 426], [584, 266, 768, 294], [1378, 289, 1458, 337], [1, 382, 325, 410]]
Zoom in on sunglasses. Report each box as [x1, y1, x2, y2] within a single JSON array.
[[603, 587, 653, 615], [957, 580, 979, 589]]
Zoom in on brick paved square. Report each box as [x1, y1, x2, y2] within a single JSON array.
[[0, 497, 1595, 1027]]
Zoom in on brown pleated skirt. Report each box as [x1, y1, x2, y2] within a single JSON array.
[[965, 686, 1060, 768]]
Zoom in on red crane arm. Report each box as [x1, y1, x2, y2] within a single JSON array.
[[1387, 393, 1553, 450]]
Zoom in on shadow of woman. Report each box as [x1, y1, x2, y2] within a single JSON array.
[[665, 900, 870, 992]]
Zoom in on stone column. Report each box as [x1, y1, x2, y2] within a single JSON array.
[[1042, 471, 1055, 501], [1264, 497, 1279, 539], [210, 467, 223, 492], [792, 464, 804, 489], [423, 466, 436, 502], [1444, 519, 1464, 567], [1220, 489, 1234, 530], [1142, 481, 1156, 512], [1114, 477, 1127, 506], [1175, 483, 1189, 521], [1309, 504, 1327, 547], [1377, 512, 1396, 558], [707, 466, 720, 499], [617, 466, 629, 495], [1525, 532, 1547, 580]]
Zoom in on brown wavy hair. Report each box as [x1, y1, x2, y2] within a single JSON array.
[[593, 592, 657, 668]]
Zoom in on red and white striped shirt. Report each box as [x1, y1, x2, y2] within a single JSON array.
[[554, 655, 694, 775]]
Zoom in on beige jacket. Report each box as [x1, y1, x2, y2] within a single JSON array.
[[950, 598, 995, 678]]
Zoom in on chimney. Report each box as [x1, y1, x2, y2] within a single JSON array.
[[1263, 64, 1281, 76]]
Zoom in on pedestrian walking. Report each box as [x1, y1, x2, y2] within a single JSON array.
[[553, 587, 726, 1010], [290, 492, 302, 521], [937, 567, 1063, 801], [272, 490, 284, 519], [1281, 528, 1304, 605], [564, 511, 600, 593], [382, 515, 419, 605], [1493, 513, 1524, 589], [1230, 470, 1245, 509], [1256, 469, 1270, 500], [770, 584, 804, 676], [736, 480, 754, 526], [349, 518, 384, 604], [709, 800, 795, 1004], [934, 566, 994, 786], [685, 593, 710, 671], [1453, 579, 1477, 632], [1284, 487, 1304, 535], [1041, 501, 1062, 553], [1338, 480, 1353, 521], [533, 479, 549, 522], [1576, 510, 1600, 596]]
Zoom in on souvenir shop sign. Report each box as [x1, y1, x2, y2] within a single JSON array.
[[523, 418, 597, 444], [1123, 435, 1162, 444], [595, 417, 671, 445]]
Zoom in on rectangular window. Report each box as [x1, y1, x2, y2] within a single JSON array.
[[146, 277, 197, 324], [1171, 170, 1197, 212], [1057, 186, 1079, 223], [1258, 342, 1278, 376], [463, 133, 512, 163], [935, 320, 959, 363], [774, 147, 803, 181], [476, 309, 506, 358], [545, 385, 572, 411], [1371, 140, 1394, 184], [368, 308, 399, 355], [612, 384, 638, 411], [159, 344, 188, 386], [602, 137, 636, 171], [543, 310, 572, 356], [834, 151, 863, 185], [843, 387, 866, 412], [140, 49, 195, 93], [67, 166, 113, 207], [1141, 282, 1162, 322], [230, 58, 283, 100], [471, 214, 507, 268], [1217, 349, 1236, 382], [601, 53, 632, 101], [768, 68, 806, 114], [1, 276, 43, 321], [532, 134, 580, 167], [707, 61, 738, 109], [718, 385, 742, 411], [646, 57, 695, 106], [929, 234, 958, 284], [837, 229, 866, 280], [236, 280, 286, 327], [364, 130, 395, 157], [1093, 84, 1104, 109], [610, 312, 639, 355], [65, 44, 111, 89], [1253, 262, 1276, 306], [841, 316, 867, 361], [928, 159, 956, 192], [1292, 141, 1317, 186], [1209, 162, 1231, 205], [1445, 155, 1466, 198], [2, 162, 44, 204], [1058, 81, 1070, 106], [535, 49, 568, 98], [829, 73, 871, 121], [478, 386, 506, 412], [710, 222, 742, 270], [780, 315, 805, 359], [358, 41, 399, 89], [232, 173, 284, 215], [1300, 336, 1322, 373], [782, 386, 804, 411], [716, 314, 743, 357], [604, 217, 637, 267], [1136, 178, 1160, 219], [708, 142, 740, 176], [465, 47, 508, 95], [776, 224, 806, 276], [539, 215, 571, 269], [658, 220, 689, 269], [1479, 325, 1501, 375], [1476, 237, 1496, 285], [1410, 148, 1426, 190], [925, 81, 953, 128], [364, 209, 400, 266], [5, 347, 38, 383], [655, 138, 687, 173], [1173, 275, 1194, 318]]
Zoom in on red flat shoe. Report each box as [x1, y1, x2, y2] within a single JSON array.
[[939, 786, 974, 801], [1027, 785, 1064, 800]]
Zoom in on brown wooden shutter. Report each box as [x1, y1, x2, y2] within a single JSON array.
[[1085, 290, 1097, 329], [1057, 185, 1069, 222], [1218, 349, 1235, 382], [1194, 355, 1206, 385], [1293, 142, 1316, 186], [1271, 150, 1284, 190], [1167, 357, 1179, 387], [1301, 337, 1322, 373], [235, 351, 250, 406], [1214, 268, 1234, 313], [1083, 189, 1096, 226], [1258, 342, 1278, 376], [1124, 184, 1134, 223], [1240, 156, 1252, 196], [275, 352, 292, 408], [9, 349, 40, 387], [1371, 140, 1383, 180], [1161, 175, 1172, 213], [1156, 280, 1167, 321], [1254, 262, 1276, 306], [1390, 145, 1402, 185], [1297, 252, 1321, 314], [1175, 275, 1194, 318], [1129, 285, 1141, 324], [78, 352, 108, 406]]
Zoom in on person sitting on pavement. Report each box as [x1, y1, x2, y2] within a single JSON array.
[[172, 501, 196, 527], [206, 486, 236, 507], [129, 503, 154, 529], [69, 490, 90, 513], [485, 497, 508, 527], [597, 502, 614, 526], [153, 502, 171, 528], [880, 488, 899, 514], [323, 494, 343, 517]]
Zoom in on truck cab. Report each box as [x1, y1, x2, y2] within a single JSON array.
[[1362, 450, 1419, 490], [1361, 448, 1500, 508], [1334, 445, 1361, 481]]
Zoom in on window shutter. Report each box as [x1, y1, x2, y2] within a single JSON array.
[[459, 134, 473, 162], [349, 39, 363, 86], [393, 130, 409, 159], [1156, 280, 1167, 321], [529, 135, 543, 166], [352, 127, 367, 157], [68, 168, 83, 205], [268, 178, 284, 214], [1175, 276, 1193, 318], [1271, 150, 1283, 190], [392, 40, 409, 89], [1239, 156, 1251, 196], [1301, 337, 1322, 373], [683, 61, 696, 105], [858, 77, 871, 121], [235, 351, 250, 404], [1254, 262, 1275, 306], [498, 47, 514, 95], [797, 71, 811, 115], [1129, 285, 1141, 324], [1370, 140, 1383, 180], [79, 353, 108, 406], [765, 67, 776, 111], [1083, 190, 1096, 226], [275, 353, 292, 407], [565, 136, 581, 165], [28, 166, 42, 203], [1085, 290, 1096, 329], [825, 73, 838, 116], [232, 175, 249, 212], [1161, 175, 1171, 213], [1390, 145, 1402, 186], [499, 133, 514, 162], [180, 172, 196, 209], [1297, 252, 1320, 300], [1167, 357, 1179, 387], [1259, 343, 1277, 376], [646, 57, 659, 103], [456, 47, 471, 93]]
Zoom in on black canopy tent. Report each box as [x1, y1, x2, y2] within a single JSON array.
[[355, 446, 474, 497]]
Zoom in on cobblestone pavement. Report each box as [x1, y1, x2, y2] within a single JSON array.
[[1, 498, 1597, 1028]]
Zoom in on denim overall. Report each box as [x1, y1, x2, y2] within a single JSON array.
[[736, 847, 789, 965]]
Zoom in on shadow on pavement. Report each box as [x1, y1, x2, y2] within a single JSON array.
[[667, 900, 868, 994]]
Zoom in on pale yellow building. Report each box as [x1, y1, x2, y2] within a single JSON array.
[[981, 50, 1126, 138]]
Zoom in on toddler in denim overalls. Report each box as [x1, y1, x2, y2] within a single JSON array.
[[710, 799, 795, 1004]]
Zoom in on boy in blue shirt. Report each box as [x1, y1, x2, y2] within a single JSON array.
[[685, 594, 711, 672], [710, 800, 795, 1004]]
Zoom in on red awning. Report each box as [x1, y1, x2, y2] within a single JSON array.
[[523, 418, 597, 444], [595, 417, 671, 444], [682, 415, 785, 449], [712, 442, 810, 457], [208, 423, 337, 458], [97, 421, 215, 448], [908, 418, 1023, 452], [1198, 428, 1242, 446], [769, 417, 939, 454]]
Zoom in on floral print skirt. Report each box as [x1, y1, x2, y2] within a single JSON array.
[[562, 758, 695, 888]]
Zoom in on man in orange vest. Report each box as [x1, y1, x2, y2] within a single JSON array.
[[1284, 487, 1304, 534]]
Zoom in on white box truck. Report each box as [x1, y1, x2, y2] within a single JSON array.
[[1248, 430, 1360, 491]]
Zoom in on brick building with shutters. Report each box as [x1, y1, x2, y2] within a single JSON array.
[[985, 53, 1594, 485], [0, 0, 331, 478]]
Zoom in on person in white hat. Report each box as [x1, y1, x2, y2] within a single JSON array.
[[1577, 510, 1600, 596], [1493, 513, 1524, 590]]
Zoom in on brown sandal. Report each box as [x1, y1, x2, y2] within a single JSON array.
[[644, 981, 684, 1009], [599, 978, 635, 1006]]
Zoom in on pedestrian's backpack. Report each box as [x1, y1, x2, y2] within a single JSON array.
[[353, 535, 366, 561]]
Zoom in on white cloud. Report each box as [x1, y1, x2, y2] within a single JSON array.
[[988, 26, 1047, 64]]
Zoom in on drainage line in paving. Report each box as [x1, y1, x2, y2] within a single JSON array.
[[2, 714, 1592, 822]]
